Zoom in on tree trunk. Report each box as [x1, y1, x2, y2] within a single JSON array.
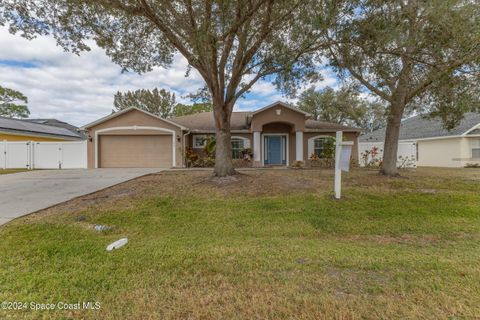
[[213, 103, 236, 177], [380, 102, 405, 176]]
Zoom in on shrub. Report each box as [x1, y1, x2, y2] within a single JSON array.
[[308, 153, 335, 168], [185, 147, 199, 167], [361, 146, 383, 168], [192, 157, 215, 168], [465, 163, 480, 168], [290, 160, 304, 168]]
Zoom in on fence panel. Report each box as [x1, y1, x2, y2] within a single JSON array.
[[5, 142, 31, 169], [60, 141, 87, 169], [33, 142, 61, 169], [0, 141, 87, 169]]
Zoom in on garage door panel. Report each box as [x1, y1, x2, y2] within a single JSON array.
[[99, 135, 172, 168]]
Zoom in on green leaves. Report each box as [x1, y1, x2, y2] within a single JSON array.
[[0, 85, 30, 118], [297, 85, 386, 132], [113, 88, 177, 118]]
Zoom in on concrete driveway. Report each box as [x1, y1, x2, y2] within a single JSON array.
[[0, 168, 162, 226]]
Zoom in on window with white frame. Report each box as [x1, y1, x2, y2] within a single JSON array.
[[472, 139, 480, 159], [313, 137, 335, 158], [193, 135, 207, 148], [231, 138, 245, 159]]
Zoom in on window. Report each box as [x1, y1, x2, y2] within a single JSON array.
[[193, 135, 207, 148], [313, 137, 335, 158], [231, 138, 245, 159], [473, 139, 480, 159]]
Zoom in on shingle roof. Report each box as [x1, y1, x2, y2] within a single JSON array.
[[360, 112, 480, 142], [171, 111, 360, 132], [0, 117, 82, 139]]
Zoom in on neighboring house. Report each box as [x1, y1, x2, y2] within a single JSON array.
[[24, 118, 87, 139], [0, 116, 84, 141], [360, 113, 480, 167], [82, 101, 360, 168]]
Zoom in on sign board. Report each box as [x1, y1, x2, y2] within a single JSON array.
[[339, 145, 353, 172]]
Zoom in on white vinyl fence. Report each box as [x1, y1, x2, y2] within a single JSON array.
[[0, 140, 87, 169], [358, 141, 417, 168]]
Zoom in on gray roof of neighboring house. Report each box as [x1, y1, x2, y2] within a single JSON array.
[[0, 117, 83, 139], [360, 112, 480, 142], [171, 111, 360, 132], [24, 118, 86, 138]]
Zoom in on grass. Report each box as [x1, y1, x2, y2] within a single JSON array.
[[0, 168, 479, 319], [0, 169, 28, 175]]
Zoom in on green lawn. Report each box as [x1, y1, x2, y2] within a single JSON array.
[[0, 169, 28, 175], [0, 168, 479, 319]]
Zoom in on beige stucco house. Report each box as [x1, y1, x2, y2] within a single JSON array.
[[82, 101, 360, 168], [361, 113, 480, 167]]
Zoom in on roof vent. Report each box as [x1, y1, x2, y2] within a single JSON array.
[[276, 109, 281, 115]]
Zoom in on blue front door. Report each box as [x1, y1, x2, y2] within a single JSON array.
[[265, 136, 285, 165]]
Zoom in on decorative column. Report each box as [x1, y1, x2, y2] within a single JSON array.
[[253, 131, 261, 163], [295, 131, 303, 162]]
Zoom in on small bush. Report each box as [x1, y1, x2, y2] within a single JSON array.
[[465, 163, 480, 168], [192, 157, 215, 168], [290, 161, 304, 169]]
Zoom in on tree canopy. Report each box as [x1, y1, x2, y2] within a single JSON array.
[[0, 85, 30, 118], [322, 0, 480, 175], [113, 88, 177, 118], [297, 85, 386, 133]]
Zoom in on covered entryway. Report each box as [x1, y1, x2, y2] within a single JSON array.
[[99, 135, 172, 168]]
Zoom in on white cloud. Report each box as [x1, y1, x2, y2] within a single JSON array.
[[0, 27, 205, 126]]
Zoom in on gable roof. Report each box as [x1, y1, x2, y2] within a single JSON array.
[[0, 116, 82, 139], [360, 112, 480, 142], [250, 101, 311, 117], [81, 107, 187, 130], [171, 111, 360, 132]]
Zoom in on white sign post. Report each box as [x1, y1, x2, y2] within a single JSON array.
[[334, 131, 354, 200]]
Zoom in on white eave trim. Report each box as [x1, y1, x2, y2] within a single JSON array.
[[250, 101, 312, 117], [463, 122, 480, 135], [81, 107, 187, 130]]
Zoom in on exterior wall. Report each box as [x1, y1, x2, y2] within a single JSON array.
[[0, 133, 67, 142], [303, 132, 359, 164], [417, 137, 464, 167], [85, 109, 183, 168], [251, 105, 306, 132]]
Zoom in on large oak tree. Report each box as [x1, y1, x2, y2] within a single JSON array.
[[323, 0, 480, 175], [1, 0, 331, 176]]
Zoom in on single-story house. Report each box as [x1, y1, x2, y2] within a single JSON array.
[[360, 113, 480, 167], [0, 116, 84, 141], [82, 101, 360, 168]]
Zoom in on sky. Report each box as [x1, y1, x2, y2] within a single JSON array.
[[0, 26, 338, 127]]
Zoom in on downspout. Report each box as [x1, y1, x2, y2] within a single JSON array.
[[182, 130, 191, 168]]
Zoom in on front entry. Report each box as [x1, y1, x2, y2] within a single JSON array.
[[264, 135, 287, 165]]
